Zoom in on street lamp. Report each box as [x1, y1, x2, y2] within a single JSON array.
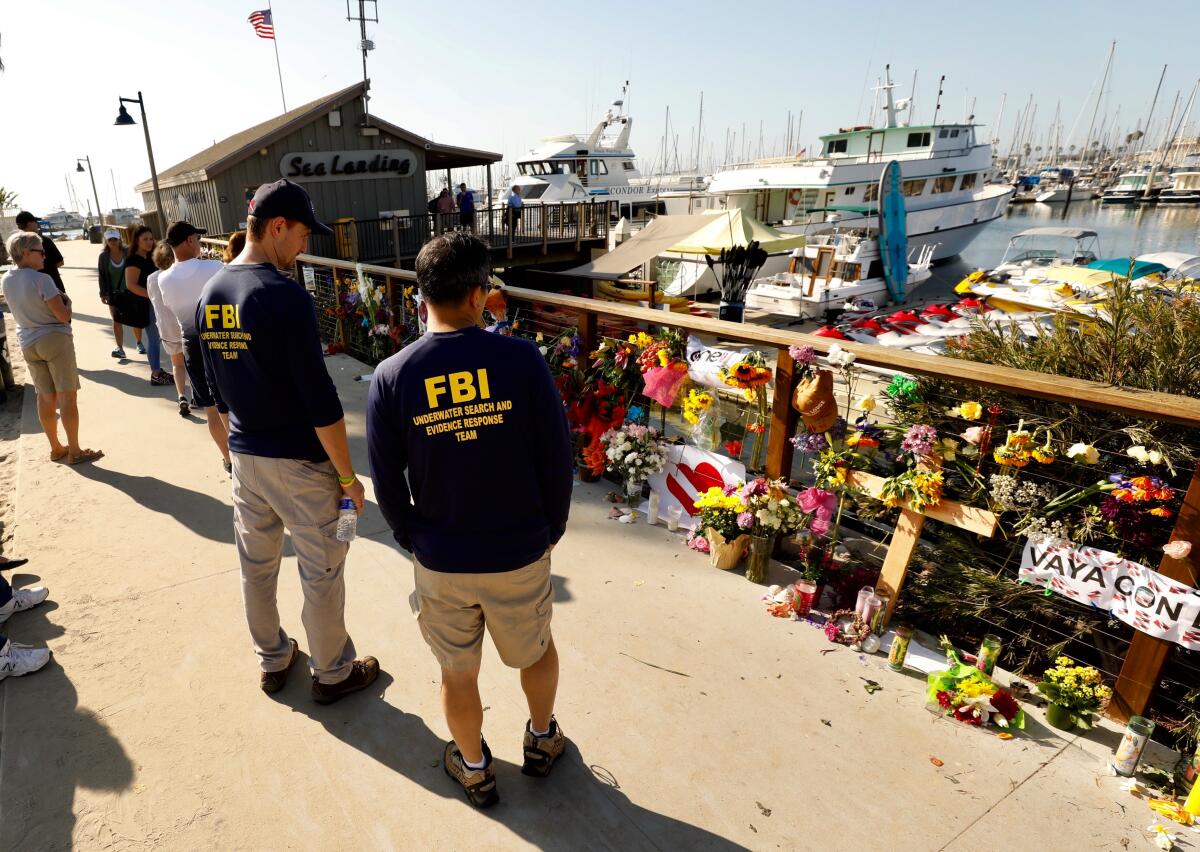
[[114, 91, 165, 235], [75, 157, 104, 229]]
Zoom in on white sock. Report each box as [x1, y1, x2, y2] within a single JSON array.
[[531, 722, 551, 738], [464, 751, 488, 770]]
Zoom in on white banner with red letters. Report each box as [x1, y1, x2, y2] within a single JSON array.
[[648, 445, 746, 531], [1019, 537, 1200, 651]]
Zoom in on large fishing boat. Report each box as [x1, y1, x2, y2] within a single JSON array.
[[703, 67, 1013, 262]]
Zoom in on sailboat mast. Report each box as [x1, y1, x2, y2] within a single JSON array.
[[992, 93, 1007, 146], [1082, 41, 1115, 164], [695, 91, 704, 172], [1134, 65, 1167, 160]]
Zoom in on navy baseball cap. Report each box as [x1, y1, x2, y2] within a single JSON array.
[[166, 220, 207, 246], [247, 179, 334, 236]]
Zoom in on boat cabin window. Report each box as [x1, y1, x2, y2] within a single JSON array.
[[588, 159, 609, 176], [901, 179, 926, 197], [826, 138, 848, 154], [933, 176, 957, 193], [863, 183, 879, 202], [843, 186, 855, 195], [907, 132, 931, 147], [622, 161, 635, 171], [960, 172, 978, 190], [950, 129, 960, 138], [938, 129, 949, 138], [515, 184, 549, 200]]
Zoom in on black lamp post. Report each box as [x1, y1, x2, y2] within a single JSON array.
[[75, 157, 103, 229], [115, 92, 165, 235]]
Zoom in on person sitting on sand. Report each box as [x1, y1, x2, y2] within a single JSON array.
[[1, 231, 103, 465], [0, 571, 51, 681]]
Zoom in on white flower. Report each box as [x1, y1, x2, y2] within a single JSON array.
[[1126, 445, 1164, 466], [1067, 443, 1100, 465], [939, 438, 959, 462], [625, 452, 640, 464], [857, 394, 877, 412], [826, 343, 856, 368]]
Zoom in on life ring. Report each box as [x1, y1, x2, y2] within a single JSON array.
[[788, 189, 803, 207]]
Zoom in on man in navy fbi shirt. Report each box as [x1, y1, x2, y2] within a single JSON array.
[[367, 233, 573, 808], [197, 179, 379, 705]]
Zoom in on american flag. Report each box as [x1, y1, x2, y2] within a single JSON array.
[[247, 9, 275, 40]]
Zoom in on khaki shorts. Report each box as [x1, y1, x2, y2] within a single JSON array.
[[23, 333, 79, 394], [412, 551, 553, 672], [161, 336, 183, 357]]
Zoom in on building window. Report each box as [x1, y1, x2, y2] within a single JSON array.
[[902, 179, 926, 197], [907, 132, 931, 147], [961, 172, 978, 190], [826, 138, 848, 154], [933, 176, 957, 193], [863, 183, 879, 202], [938, 129, 949, 139]]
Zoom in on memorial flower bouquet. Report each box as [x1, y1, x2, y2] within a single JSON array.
[[927, 640, 1025, 730], [1035, 657, 1111, 730], [719, 350, 773, 470], [738, 478, 803, 538], [599, 424, 668, 486], [636, 329, 690, 408]]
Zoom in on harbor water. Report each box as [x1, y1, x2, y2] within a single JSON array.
[[928, 201, 1200, 298]]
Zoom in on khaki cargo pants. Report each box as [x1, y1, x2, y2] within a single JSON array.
[[231, 453, 357, 684]]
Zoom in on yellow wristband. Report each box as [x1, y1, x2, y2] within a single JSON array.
[[337, 473, 357, 486]]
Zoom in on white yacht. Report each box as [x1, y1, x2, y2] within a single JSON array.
[[1101, 172, 1168, 204], [1033, 168, 1100, 203], [745, 230, 935, 321], [506, 105, 704, 217], [704, 69, 1013, 262], [1159, 171, 1200, 205]]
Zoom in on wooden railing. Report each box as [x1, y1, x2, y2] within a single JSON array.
[[270, 246, 1200, 727]]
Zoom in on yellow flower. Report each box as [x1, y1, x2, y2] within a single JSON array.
[[657, 349, 670, 367], [958, 401, 983, 420], [857, 395, 877, 413]]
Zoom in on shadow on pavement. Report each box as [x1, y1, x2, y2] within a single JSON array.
[[275, 670, 745, 850], [72, 464, 234, 543], [0, 595, 135, 850], [79, 367, 174, 401]]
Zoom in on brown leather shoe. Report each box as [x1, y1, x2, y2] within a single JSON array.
[[261, 638, 300, 694], [311, 657, 380, 705], [522, 717, 566, 777], [444, 739, 499, 808]]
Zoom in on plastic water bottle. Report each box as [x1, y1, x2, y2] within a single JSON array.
[[335, 498, 358, 542]]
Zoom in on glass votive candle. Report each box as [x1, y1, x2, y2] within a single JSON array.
[[666, 505, 682, 532], [647, 489, 661, 525]]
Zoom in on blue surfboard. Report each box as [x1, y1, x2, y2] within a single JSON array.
[[878, 161, 908, 303]]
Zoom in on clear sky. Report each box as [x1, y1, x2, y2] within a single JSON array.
[[2, 0, 1198, 215]]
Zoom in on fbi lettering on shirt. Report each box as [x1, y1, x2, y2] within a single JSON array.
[[200, 304, 253, 359], [411, 368, 513, 443]]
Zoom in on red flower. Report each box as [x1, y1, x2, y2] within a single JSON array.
[[746, 423, 766, 434], [723, 440, 743, 457], [953, 706, 983, 726], [989, 689, 1020, 721], [936, 690, 953, 709]]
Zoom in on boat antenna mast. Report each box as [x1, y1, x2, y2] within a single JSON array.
[[345, 0, 378, 125], [873, 64, 899, 128], [932, 75, 945, 125]]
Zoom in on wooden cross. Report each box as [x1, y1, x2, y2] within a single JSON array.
[[844, 470, 1000, 628]]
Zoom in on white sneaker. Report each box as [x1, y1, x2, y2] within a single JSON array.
[[0, 587, 48, 625], [0, 640, 52, 679]]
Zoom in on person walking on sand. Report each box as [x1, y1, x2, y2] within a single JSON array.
[[197, 180, 378, 704], [2, 232, 103, 465], [367, 232, 573, 808], [97, 229, 142, 359], [124, 226, 171, 386], [156, 221, 230, 469], [147, 240, 191, 417]]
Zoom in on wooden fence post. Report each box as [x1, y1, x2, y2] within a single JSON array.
[[765, 348, 799, 480], [1109, 459, 1200, 721], [575, 202, 583, 252], [541, 205, 549, 255], [577, 310, 597, 359]]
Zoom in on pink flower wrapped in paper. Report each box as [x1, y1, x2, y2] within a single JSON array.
[[798, 487, 838, 537], [641, 364, 689, 408]]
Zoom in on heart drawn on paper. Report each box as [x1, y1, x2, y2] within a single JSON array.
[[665, 462, 725, 516]]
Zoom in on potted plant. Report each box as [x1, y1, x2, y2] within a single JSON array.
[[694, 486, 750, 570], [1035, 657, 1112, 730]]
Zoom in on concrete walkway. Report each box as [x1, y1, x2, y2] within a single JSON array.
[[0, 242, 1174, 851]]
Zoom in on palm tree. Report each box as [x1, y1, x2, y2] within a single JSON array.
[[0, 187, 18, 214]]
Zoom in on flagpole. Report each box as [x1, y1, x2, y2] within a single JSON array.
[[268, 1, 286, 112]]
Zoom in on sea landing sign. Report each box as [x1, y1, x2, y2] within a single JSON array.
[[280, 149, 416, 183], [1019, 537, 1200, 651]]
